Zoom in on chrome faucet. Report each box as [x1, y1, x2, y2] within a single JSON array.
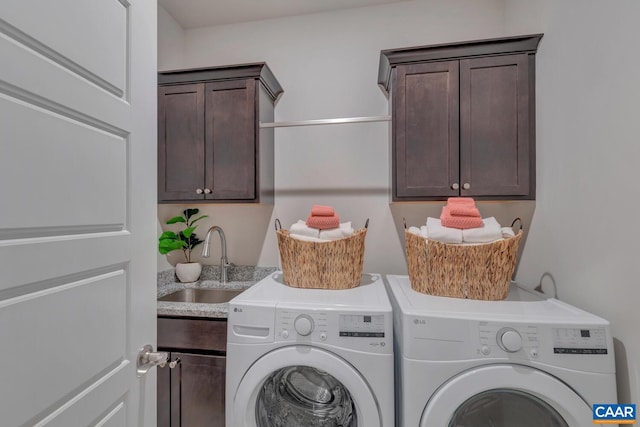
[[201, 225, 230, 284]]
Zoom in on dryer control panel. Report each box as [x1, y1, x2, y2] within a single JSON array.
[[479, 322, 540, 358], [276, 309, 391, 354]]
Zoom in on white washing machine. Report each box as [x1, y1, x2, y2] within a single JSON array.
[[384, 275, 617, 427], [226, 272, 394, 426]]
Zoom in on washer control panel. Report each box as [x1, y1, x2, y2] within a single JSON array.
[[338, 314, 386, 338], [552, 327, 608, 355], [477, 322, 610, 361], [478, 322, 539, 358], [275, 309, 390, 353]]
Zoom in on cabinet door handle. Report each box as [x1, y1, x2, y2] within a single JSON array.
[[204, 188, 212, 194], [451, 183, 460, 190], [463, 183, 471, 190], [196, 188, 204, 194], [169, 357, 181, 369]]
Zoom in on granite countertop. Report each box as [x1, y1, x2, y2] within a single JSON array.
[[157, 265, 277, 319]]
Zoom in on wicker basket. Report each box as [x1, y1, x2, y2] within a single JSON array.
[[275, 219, 368, 289], [405, 219, 523, 300]]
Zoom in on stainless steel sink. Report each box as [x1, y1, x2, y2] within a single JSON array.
[[158, 288, 244, 303]]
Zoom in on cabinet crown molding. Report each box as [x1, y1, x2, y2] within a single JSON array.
[[158, 62, 284, 103], [378, 34, 543, 96]]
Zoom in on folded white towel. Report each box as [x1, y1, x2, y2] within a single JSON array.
[[318, 221, 354, 240], [426, 217, 462, 243], [408, 226, 428, 238], [290, 220, 319, 238], [408, 226, 421, 236], [289, 234, 330, 243], [462, 217, 503, 243], [501, 227, 516, 238]]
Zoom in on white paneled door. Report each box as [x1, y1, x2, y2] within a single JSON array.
[[0, 1, 157, 426]]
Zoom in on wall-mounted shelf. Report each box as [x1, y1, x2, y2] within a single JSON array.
[[260, 115, 391, 128]]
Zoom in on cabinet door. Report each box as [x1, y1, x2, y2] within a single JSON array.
[[205, 80, 256, 200], [157, 357, 172, 427], [158, 84, 206, 201], [394, 61, 460, 200], [460, 54, 531, 197], [172, 352, 226, 427]]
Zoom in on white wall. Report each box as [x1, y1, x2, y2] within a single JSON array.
[[505, 0, 640, 404], [158, 5, 185, 71], [158, 0, 524, 275]]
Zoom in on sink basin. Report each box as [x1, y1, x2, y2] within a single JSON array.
[[158, 288, 244, 304]]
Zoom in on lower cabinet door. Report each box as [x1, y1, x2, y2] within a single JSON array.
[[158, 352, 226, 426], [157, 355, 172, 427]]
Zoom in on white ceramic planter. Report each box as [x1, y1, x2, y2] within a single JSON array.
[[175, 262, 202, 283]]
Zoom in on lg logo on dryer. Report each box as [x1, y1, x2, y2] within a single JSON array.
[[413, 318, 426, 325]]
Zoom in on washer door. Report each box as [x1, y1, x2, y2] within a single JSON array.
[[421, 365, 591, 427], [233, 346, 381, 427]]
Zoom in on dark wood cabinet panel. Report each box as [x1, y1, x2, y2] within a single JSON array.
[[158, 63, 282, 204], [460, 54, 531, 197], [157, 317, 227, 352], [205, 80, 256, 200], [172, 353, 226, 427], [158, 84, 205, 201], [158, 317, 228, 427], [380, 34, 542, 201], [394, 61, 459, 198], [158, 356, 172, 427]]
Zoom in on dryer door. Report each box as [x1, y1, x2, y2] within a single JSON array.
[[232, 346, 381, 427], [420, 365, 591, 427]]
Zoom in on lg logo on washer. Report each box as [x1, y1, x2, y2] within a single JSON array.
[[593, 404, 636, 424]]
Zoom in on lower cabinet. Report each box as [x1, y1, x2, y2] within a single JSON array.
[[157, 317, 228, 427], [158, 352, 226, 426]]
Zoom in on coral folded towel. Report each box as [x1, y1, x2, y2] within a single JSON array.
[[306, 214, 340, 230], [306, 204, 341, 230], [447, 204, 480, 217], [440, 206, 483, 229], [447, 197, 476, 205], [311, 204, 335, 217]]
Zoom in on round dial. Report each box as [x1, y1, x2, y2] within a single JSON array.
[[294, 315, 314, 336], [498, 328, 523, 352]]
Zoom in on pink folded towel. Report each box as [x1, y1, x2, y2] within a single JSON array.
[[311, 204, 335, 217], [448, 204, 480, 217], [447, 197, 476, 205], [440, 206, 483, 229], [306, 214, 340, 230]]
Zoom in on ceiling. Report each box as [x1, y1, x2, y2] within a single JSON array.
[[159, 0, 409, 29]]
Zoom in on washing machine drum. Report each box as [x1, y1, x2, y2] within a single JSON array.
[[232, 347, 383, 427], [421, 365, 592, 426], [449, 389, 567, 427], [256, 366, 357, 426]]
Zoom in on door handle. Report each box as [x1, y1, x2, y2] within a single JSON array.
[[136, 344, 168, 377]]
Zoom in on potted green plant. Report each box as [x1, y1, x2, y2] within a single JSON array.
[[159, 208, 208, 282]]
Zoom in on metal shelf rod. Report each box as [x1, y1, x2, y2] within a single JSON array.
[[259, 115, 391, 128]]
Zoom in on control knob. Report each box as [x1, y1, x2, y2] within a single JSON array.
[[497, 328, 523, 353], [294, 315, 314, 336]]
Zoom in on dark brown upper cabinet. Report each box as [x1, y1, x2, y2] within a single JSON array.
[[158, 63, 283, 203], [379, 34, 543, 201]]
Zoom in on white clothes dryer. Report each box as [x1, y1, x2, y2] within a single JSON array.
[[226, 272, 394, 427], [384, 275, 617, 427]]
